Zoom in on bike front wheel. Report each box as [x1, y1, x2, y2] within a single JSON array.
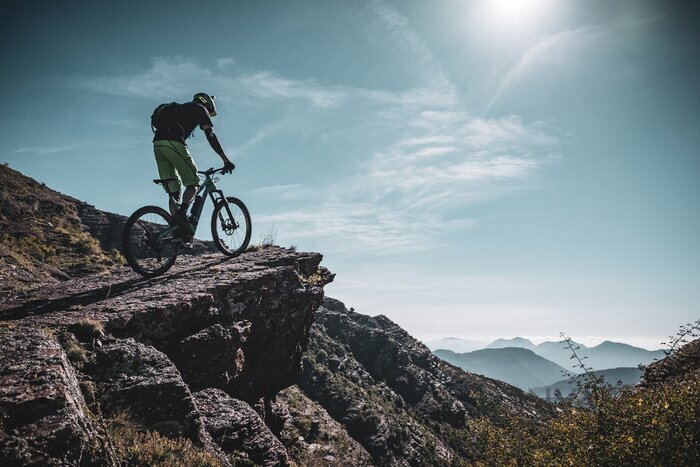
[[211, 197, 251, 257], [122, 205, 179, 277]]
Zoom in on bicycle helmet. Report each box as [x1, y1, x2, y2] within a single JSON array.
[[193, 92, 217, 117]]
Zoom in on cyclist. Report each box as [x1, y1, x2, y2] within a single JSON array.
[[152, 92, 235, 238]]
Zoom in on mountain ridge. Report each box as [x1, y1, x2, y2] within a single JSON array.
[[428, 335, 664, 371], [434, 347, 569, 390]]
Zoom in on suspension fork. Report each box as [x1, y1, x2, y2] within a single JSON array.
[[209, 190, 237, 226]]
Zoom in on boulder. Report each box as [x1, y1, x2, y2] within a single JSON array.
[[195, 388, 289, 467]]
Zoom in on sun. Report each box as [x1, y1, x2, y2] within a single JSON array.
[[484, 0, 554, 30]]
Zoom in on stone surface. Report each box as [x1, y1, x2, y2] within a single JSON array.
[[83, 337, 229, 464], [194, 388, 289, 467], [276, 385, 374, 467], [173, 322, 251, 392], [86, 338, 200, 439], [296, 297, 555, 466], [0, 325, 117, 466], [2, 248, 333, 403]]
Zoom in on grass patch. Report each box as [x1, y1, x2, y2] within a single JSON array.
[[0, 217, 123, 279], [70, 319, 105, 342], [108, 411, 220, 467], [60, 333, 87, 363]]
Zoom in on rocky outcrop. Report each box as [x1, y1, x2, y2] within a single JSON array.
[[0, 326, 117, 466], [294, 297, 555, 466], [86, 338, 208, 440], [195, 388, 289, 466], [173, 322, 250, 392], [275, 385, 373, 466], [0, 247, 333, 465]]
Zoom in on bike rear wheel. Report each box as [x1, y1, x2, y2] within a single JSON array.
[[211, 197, 251, 257], [122, 205, 179, 277]]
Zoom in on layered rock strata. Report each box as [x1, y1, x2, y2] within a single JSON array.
[[0, 247, 333, 466]]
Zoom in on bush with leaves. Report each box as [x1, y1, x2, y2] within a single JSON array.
[[468, 321, 700, 466]]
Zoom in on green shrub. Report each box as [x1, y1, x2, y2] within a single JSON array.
[[467, 325, 700, 466]]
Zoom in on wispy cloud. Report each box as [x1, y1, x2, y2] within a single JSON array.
[[238, 71, 345, 108], [77, 56, 346, 109], [485, 15, 656, 112], [486, 27, 597, 111], [247, 183, 312, 200], [361, 0, 455, 92], [13, 142, 92, 154]]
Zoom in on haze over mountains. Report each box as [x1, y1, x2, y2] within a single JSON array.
[[428, 337, 665, 371], [433, 348, 567, 391], [427, 336, 665, 392], [530, 367, 645, 399], [485, 337, 665, 372]]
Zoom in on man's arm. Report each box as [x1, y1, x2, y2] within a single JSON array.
[[202, 125, 235, 172]]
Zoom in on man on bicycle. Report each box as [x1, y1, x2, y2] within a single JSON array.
[[152, 92, 235, 238]]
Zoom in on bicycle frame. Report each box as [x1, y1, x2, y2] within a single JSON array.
[[158, 171, 237, 244]]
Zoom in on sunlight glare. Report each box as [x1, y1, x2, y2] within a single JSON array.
[[482, 0, 554, 34]]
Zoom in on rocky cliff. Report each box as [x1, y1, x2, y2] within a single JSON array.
[[276, 297, 554, 466], [0, 247, 333, 466]]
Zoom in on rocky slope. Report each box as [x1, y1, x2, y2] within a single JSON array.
[[0, 247, 333, 466], [0, 164, 213, 295], [287, 298, 555, 466], [642, 337, 700, 386]]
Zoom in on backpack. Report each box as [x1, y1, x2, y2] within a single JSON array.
[[150, 102, 180, 133]]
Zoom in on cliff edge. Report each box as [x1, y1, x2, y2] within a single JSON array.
[[0, 247, 333, 466]]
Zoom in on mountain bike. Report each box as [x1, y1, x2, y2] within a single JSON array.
[[122, 167, 251, 277]]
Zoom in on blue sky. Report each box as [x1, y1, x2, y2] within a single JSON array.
[[2, 0, 698, 349]]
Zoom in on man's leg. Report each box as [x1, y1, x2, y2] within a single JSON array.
[[168, 142, 200, 211], [181, 185, 198, 210], [154, 144, 182, 214], [157, 141, 200, 238]]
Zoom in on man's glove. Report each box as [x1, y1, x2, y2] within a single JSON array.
[[223, 160, 236, 174]]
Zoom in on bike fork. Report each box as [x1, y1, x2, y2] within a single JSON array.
[[210, 190, 238, 228]]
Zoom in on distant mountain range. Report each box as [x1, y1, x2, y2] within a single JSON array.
[[531, 367, 645, 399], [429, 336, 665, 372], [486, 337, 665, 371], [433, 347, 568, 390]]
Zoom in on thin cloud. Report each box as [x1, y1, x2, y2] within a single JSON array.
[[486, 27, 596, 111], [216, 57, 237, 69], [247, 183, 312, 199], [77, 57, 346, 108], [484, 16, 656, 112], [13, 142, 91, 154], [362, 0, 456, 92], [239, 71, 345, 108]]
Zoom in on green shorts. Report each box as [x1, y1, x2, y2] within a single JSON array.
[[153, 140, 199, 194]]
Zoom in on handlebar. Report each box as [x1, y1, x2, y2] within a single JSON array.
[[197, 166, 230, 176]]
